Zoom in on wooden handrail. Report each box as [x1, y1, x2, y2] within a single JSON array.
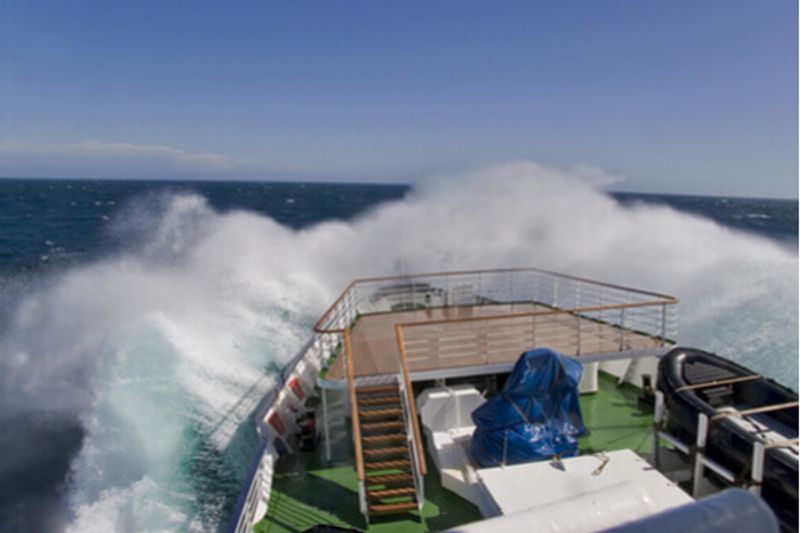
[[314, 268, 678, 333], [398, 300, 676, 330], [395, 324, 427, 476], [344, 329, 365, 481]]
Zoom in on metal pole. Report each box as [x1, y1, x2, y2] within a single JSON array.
[[340, 333, 346, 379], [502, 429, 508, 468], [553, 277, 559, 308], [692, 413, 709, 497], [660, 304, 667, 346], [652, 391, 664, 468], [322, 388, 331, 462]]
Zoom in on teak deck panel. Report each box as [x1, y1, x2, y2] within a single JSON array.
[[325, 303, 662, 381]]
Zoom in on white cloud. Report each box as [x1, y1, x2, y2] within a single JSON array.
[[0, 139, 240, 178], [568, 163, 625, 188]]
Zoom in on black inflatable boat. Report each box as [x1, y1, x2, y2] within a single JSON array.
[[657, 347, 798, 531]]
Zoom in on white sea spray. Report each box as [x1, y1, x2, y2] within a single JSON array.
[[0, 161, 795, 530]]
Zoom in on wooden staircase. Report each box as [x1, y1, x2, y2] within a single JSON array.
[[356, 383, 419, 517]]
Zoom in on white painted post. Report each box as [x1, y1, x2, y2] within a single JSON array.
[[654, 391, 665, 424], [751, 441, 765, 495], [652, 391, 664, 467], [359, 480, 368, 524], [692, 413, 709, 497]]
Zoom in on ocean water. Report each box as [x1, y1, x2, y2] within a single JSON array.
[[0, 164, 796, 531]]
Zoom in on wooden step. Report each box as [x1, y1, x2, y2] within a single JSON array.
[[368, 501, 418, 516], [358, 395, 400, 406], [363, 433, 406, 445], [361, 420, 404, 432], [365, 473, 413, 486], [364, 459, 411, 471], [358, 384, 399, 395], [367, 487, 416, 500], [363, 446, 408, 458], [360, 407, 402, 419]]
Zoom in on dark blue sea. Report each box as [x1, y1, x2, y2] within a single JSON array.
[[0, 180, 795, 276], [0, 177, 796, 531]]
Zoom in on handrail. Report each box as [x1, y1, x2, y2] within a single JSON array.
[[398, 300, 676, 331], [394, 324, 427, 476], [344, 329, 365, 481], [314, 267, 678, 333]]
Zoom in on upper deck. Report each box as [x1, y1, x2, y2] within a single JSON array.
[[316, 268, 678, 383], [235, 268, 680, 532]]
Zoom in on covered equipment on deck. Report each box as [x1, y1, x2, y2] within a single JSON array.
[[470, 348, 586, 467]]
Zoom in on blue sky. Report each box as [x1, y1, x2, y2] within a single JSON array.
[[0, 1, 796, 197]]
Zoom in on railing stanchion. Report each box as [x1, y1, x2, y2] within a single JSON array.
[[322, 388, 332, 462], [554, 277, 559, 308], [502, 429, 509, 467]]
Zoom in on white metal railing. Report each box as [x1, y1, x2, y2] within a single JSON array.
[[397, 300, 675, 373], [228, 330, 338, 532], [229, 441, 275, 533], [315, 268, 677, 341]]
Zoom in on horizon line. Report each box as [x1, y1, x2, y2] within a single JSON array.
[[0, 175, 797, 202]]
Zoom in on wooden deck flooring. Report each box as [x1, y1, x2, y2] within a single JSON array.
[[325, 303, 662, 380]]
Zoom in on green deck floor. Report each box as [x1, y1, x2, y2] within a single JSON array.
[[255, 372, 654, 533]]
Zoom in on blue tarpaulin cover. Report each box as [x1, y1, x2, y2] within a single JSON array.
[[470, 348, 586, 467]]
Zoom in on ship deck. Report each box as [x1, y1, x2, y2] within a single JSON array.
[[324, 302, 663, 381], [254, 372, 655, 532]]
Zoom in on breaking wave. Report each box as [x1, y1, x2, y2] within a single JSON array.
[[0, 162, 796, 530]]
